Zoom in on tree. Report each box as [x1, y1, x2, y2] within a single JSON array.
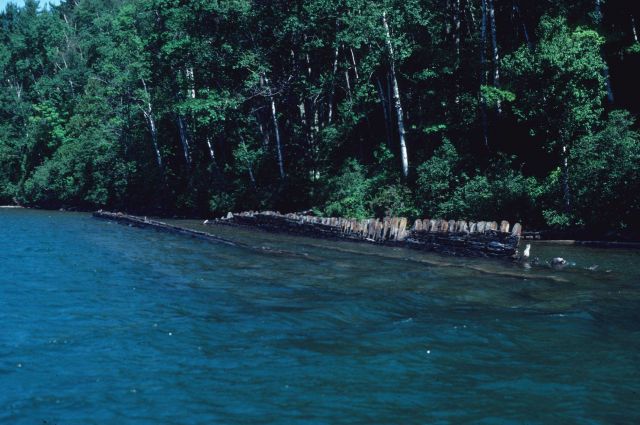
[[504, 16, 606, 222]]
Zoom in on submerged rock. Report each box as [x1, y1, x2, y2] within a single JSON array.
[[551, 257, 568, 267]]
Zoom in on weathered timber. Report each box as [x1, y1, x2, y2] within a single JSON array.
[[213, 211, 522, 258], [94, 210, 239, 245], [92, 211, 311, 259]]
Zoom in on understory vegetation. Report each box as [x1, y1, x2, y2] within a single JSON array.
[[2, 0, 640, 235]]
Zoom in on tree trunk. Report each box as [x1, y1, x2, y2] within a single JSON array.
[[562, 144, 571, 213], [480, 0, 490, 147], [594, 0, 602, 23], [240, 137, 257, 189], [327, 22, 340, 125], [146, 112, 162, 169], [454, 0, 461, 105], [603, 63, 615, 103], [256, 112, 270, 149], [344, 66, 353, 102], [177, 115, 192, 167], [185, 66, 196, 99], [262, 74, 285, 179], [632, 15, 639, 42], [594, 0, 614, 103], [465, 0, 478, 34], [140, 79, 162, 169], [376, 77, 393, 149], [206, 137, 216, 163], [349, 48, 360, 81], [454, 0, 461, 61], [512, 0, 531, 48], [488, 0, 500, 87], [382, 11, 409, 177], [487, 0, 502, 112], [270, 94, 285, 180]]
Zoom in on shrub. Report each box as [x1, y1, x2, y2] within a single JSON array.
[[322, 159, 371, 219]]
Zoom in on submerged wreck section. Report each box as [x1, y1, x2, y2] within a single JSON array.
[[93, 210, 239, 246], [213, 211, 522, 258]]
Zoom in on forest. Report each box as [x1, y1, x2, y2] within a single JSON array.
[[1, 0, 640, 235]]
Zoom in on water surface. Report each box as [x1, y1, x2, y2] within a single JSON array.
[[2, 209, 640, 424]]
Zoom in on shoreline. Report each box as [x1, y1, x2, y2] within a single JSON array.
[[5, 205, 640, 248]]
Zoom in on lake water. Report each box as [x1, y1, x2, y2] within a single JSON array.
[[1, 209, 639, 424]]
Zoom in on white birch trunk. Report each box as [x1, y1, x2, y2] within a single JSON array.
[[344, 66, 353, 102], [328, 43, 339, 124], [382, 11, 409, 177], [256, 113, 270, 148], [349, 48, 359, 81], [146, 112, 162, 169], [270, 96, 285, 179], [206, 137, 216, 163], [186, 67, 196, 99], [141, 79, 162, 169], [562, 144, 571, 212], [262, 74, 285, 179]]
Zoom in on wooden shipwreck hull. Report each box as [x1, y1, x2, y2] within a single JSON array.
[[214, 211, 522, 258], [92, 210, 521, 259]]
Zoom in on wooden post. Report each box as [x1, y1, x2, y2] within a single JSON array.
[[511, 223, 522, 237], [500, 220, 510, 233], [458, 221, 469, 233], [397, 217, 408, 241], [448, 220, 456, 232]]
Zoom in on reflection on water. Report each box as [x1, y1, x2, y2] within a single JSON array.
[[1, 209, 640, 424]]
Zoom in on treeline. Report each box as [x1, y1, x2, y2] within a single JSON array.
[[1, 0, 640, 233]]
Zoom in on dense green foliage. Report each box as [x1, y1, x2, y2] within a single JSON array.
[[2, 0, 640, 233]]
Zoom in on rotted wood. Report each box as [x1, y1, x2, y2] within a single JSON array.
[[92, 211, 310, 259], [213, 211, 522, 258]]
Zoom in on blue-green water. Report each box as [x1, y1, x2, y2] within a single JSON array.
[[2, 209, 640, 424]]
